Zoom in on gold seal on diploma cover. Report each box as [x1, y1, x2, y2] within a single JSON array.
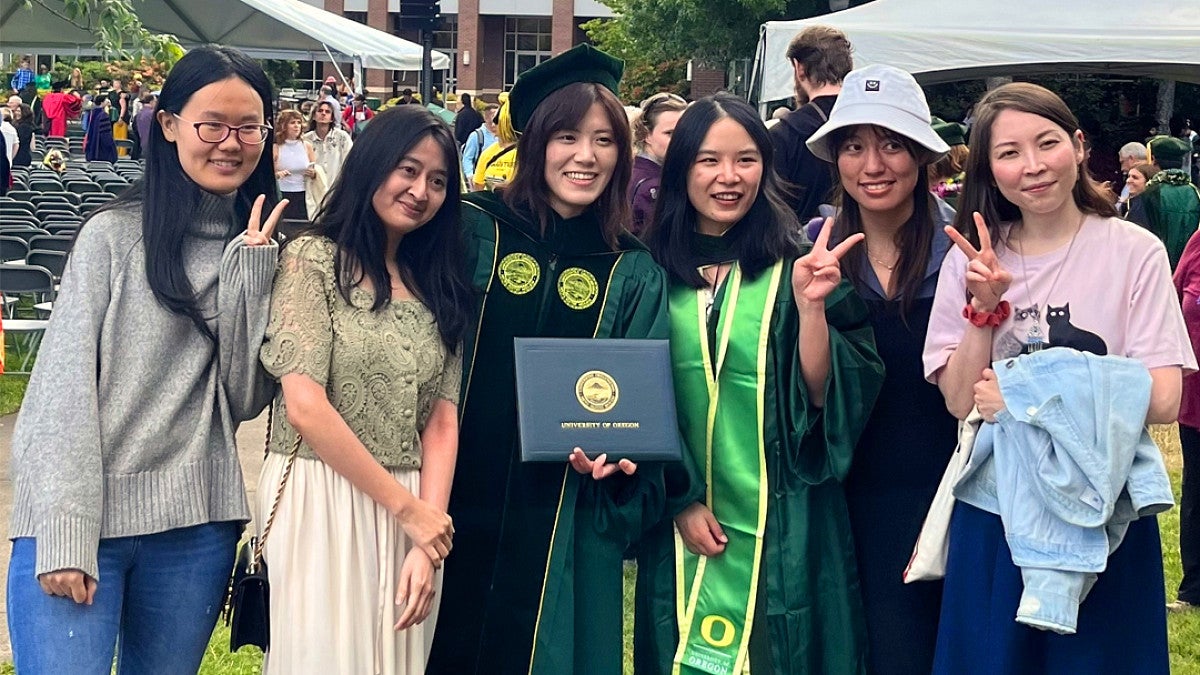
[[498, 252, 540, 295], [557, 267, 599, 310], [576, 370, 619, 413]]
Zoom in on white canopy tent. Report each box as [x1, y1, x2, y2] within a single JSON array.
[[0, 0, 449, 74], [754, 0, 1200, 104]]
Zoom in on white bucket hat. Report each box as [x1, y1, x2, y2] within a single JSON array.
[[806, 64, 949, 164]]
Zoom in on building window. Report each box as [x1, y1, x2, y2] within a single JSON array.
[[344, 11, 368, 24], [294, 61, 322, 94], [432, 15, 458, 93], [504, 17, 552, 89]]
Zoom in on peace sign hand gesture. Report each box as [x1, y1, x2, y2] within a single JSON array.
[[243, 194, 288, 247], [944, 212, 1012, 312], [793, 217, 864, 304]]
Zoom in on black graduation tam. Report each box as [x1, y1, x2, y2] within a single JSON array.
[[508, 43, 623, 133]]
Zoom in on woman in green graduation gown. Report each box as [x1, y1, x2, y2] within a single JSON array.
[[636, 93, 886, 674], [427, 45, 687, 675]]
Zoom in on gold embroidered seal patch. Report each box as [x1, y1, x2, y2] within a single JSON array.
[[498, 252, 540, 295], [576, 370, 619, 413], [557, 267, 599, 310]]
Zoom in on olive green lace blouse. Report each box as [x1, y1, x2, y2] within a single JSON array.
[[260, 236, 461, 469]]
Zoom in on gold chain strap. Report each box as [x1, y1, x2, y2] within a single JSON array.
[[250, 401, 301, 570]]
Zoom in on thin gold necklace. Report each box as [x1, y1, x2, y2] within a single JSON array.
[[865, 246, 898, 271]]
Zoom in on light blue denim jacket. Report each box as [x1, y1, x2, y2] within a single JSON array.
[[953, 348, 1174, 634]]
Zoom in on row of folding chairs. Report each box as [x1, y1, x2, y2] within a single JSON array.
[[1, 259, 58, 372]]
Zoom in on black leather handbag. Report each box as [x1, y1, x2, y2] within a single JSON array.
[[223, 405, 301, 653]]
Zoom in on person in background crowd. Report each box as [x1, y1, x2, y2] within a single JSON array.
[[302, 99, 353, 187], [84, 97, 117, 164], [12, 104, 34, 168], [805, 65, 958, 675], [112, 90, 132, 158], [1116, 141, 1150, 215], [41, 80, 81, 137], [928, 116, 969, 210], [34, 64, 51, 96], [343, 94, 375, 138], [69, 67, 84, 92], [18, 82, 37, 106], [133, 94, 157, 159], [1169, 115, 1197, 181], [427, 44, 673, 675], [320, 80, 342, 122], [1171, 224, 1200, 616], [453, 92, 483, 147], [770, 25, 854, 222], [471, 102, 518, 192], [273, 108, 317, 225], [1133, 137, 1200, 269], [9, 56, 34, 93], [257, 105, 465, 675], [925, 81, 1194, 675], [0, 120, 8, 196], [106, 79, 124, 112], [396, 88, 417, 106], [5, 44, 283, 674], [635, 92, 883, 675], [0, 109, 17, 168], [461, 103, 499, 185], [629, 91, 686, 235], [6, 96, 20, 115]]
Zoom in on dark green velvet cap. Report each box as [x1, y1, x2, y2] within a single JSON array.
[[1148, 135, 1190, 163], [508, 43, 624, 133], [931, 116, 967, 147]]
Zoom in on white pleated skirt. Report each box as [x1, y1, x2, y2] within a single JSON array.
[[257, 453, 440, 675]]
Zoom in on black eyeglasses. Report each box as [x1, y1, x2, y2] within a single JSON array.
[[174, 114, 272, 145], [640, 92, 686, 112]]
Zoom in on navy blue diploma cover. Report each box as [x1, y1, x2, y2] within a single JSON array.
[[513, 338, 683, 463]]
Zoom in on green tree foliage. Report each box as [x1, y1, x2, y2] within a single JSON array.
[[261, 60, 300, 93], [20, 0, 184, 64], [584, 0, 830, 101]]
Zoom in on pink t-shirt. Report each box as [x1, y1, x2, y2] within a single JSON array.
[[924, 215, 1197, 382]]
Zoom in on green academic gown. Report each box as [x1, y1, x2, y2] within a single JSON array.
[[427, 191, 677, 675], [634, 237, 885, 675]]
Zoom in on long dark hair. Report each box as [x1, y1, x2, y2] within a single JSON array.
[[84, 45, 278, 340], [502, 82, 632, 249], [830, 124, 936, 318], [644, 93, 802, 288], [307, 100, 338, 133], [307, 106, 469, 352], [954, 82, 1117, 248]]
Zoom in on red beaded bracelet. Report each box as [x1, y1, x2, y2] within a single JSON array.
[[962, 300, 1011, 327]]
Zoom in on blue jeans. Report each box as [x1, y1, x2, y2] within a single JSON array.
[[7, 521, 241, 674]]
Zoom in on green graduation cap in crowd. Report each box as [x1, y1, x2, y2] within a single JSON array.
[[507, 43, 623, 133]]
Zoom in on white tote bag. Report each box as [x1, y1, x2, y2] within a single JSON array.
[[903, 407, 983, 583]]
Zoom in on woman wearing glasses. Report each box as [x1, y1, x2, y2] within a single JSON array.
[[629, 92, 687, 235], [6, 45, 286, 673]]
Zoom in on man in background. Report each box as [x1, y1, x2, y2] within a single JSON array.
[[9, 56, 34, 94], [769, 25, 854, 223]]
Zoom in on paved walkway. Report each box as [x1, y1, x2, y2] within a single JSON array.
[[0, 410, 269, 662]]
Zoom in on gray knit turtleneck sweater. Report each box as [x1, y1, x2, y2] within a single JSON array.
[[9, 191, 279, 580]]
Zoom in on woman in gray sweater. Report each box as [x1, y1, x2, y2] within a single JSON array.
[[6, 46, 287, 673]]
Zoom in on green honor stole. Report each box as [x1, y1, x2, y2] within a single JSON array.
[[669, 261, 783, 675]]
